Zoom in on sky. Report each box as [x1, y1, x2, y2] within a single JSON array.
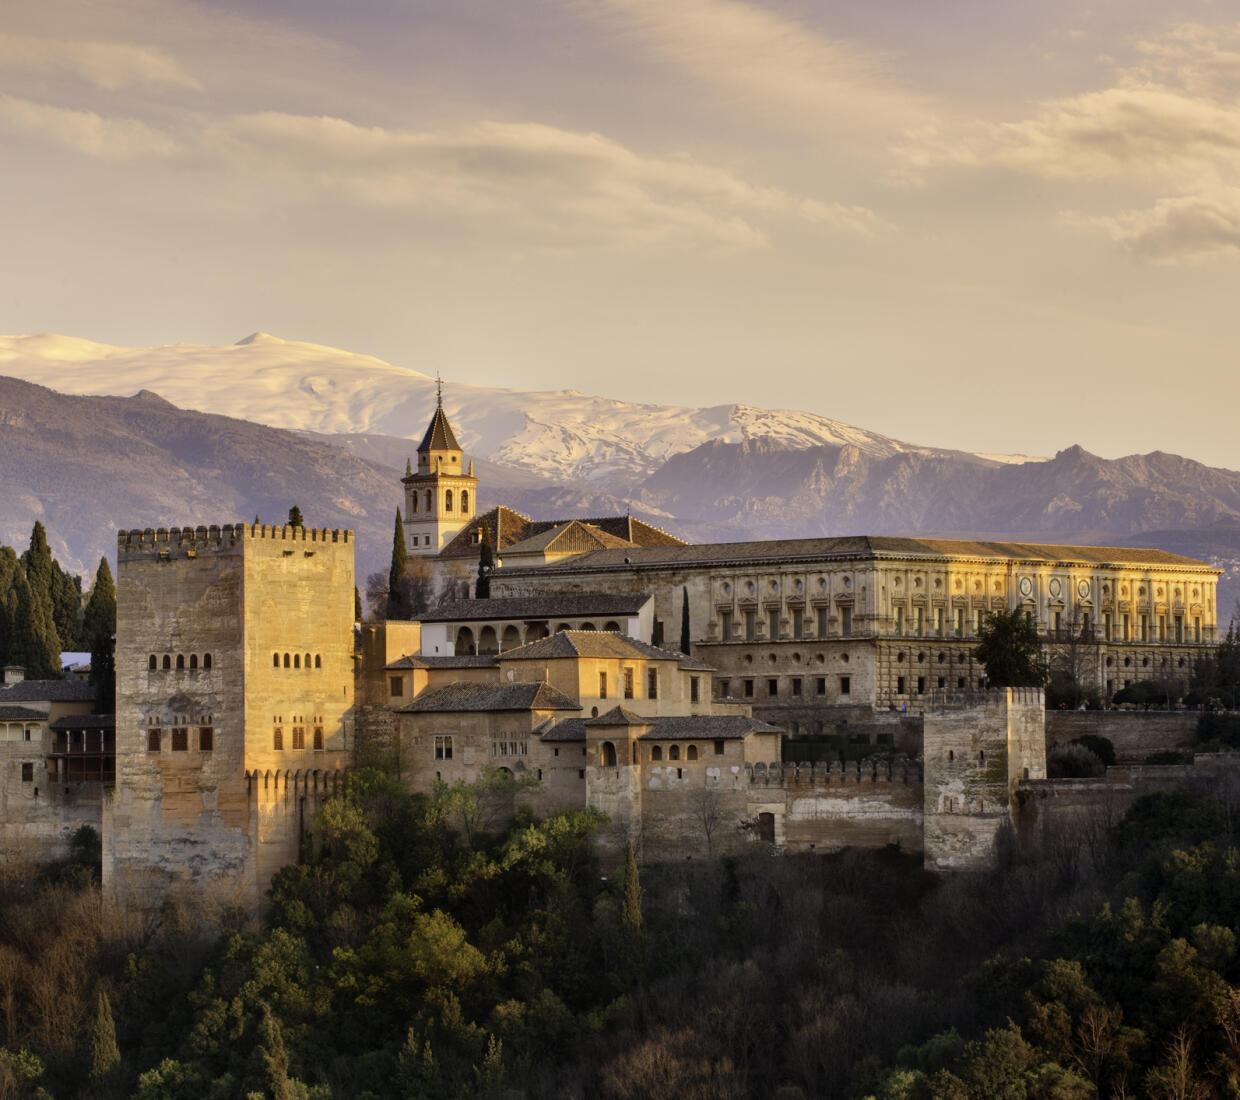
[[1, 0, 1238, 469]]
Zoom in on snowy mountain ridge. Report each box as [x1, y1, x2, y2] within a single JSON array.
[[0, 331, 1037, 484]]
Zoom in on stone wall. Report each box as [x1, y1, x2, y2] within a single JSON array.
[[0, 743, 103, 862], [1045, 711, 1199, 761]]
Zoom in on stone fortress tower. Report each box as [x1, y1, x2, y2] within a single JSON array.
[[402, 379, 478, 557], [104, 522, 355, 915]]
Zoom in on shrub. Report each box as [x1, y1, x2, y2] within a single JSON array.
[[1047, 743, 1105, 779], [1070, 734, 1115, 766]]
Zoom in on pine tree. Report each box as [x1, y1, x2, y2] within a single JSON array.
[[388, 509, 408, 620], [475, 523, 494, 599], [680, 587, 691, 655], [84, 559, 117, 713], [287, 505, 303, 527], [88, 990, 121, 1085]]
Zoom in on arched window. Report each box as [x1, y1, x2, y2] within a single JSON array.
[[284, 653, 291, 668], [293, 654, 300, 668], [445, 490, 454, 511], [580, 622, 596, 632], [501, 625, 521, 651], [478, 626, 498, 655], [189, 654, 198, 670], [687, 745, 698, 760], [204, 653, 212, 670], [411, 493, 419, 514], [601, 741, 617, 767], [454, 627, 476, 656], [175, 655, 184, 670], [273, 653, 280, 668], [314, 655, 321, 669], [651, 745, 663, 761], [305, 653, 312, 669], [669, 745, 680, 761], [460, 490, 469, 513], [424, 489, 432, 511], [604, 621, 620, 632], [163, 655, 171, 669], [148, 655, 157, 670]]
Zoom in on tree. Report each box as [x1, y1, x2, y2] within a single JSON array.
[[49, 561, 82, 651], [8, 569, 60, 678], [475, 523, 494, 599], [18, 522, 61, 665], [287, 505, 303, 527], [388, 509, 409, 619], [83, 558, 116, 713], [975, 608, 1047, 688], [88, 990, 121, 1086], [680, 587, 691, 655], [354, 585, 362, 622]]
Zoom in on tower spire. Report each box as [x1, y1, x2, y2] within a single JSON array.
[[436, 372, 443, 408]]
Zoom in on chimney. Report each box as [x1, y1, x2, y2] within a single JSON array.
[[3, 666, 25, 685]]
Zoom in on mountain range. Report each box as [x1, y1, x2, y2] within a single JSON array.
[[0, 332, 1237, 618]]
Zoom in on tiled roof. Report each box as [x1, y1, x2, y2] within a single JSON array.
[[503, 535, 1212, 573], [438, 509, 686, 561], [501, 522, 633, 557], [499, 630, 689, 663], [525, 516, 685, 548], [437, 506, 534, 560], [49, 715, 114, 730], [677, 655, 716, 671], [0, 706, 45, 722], [539, 718, 588, 742], [586, 705, 648, 727], [418, 405, 461, 452], [384, 655, 498, 670], [0, 680, 97, 703], [399, 680, 582, 714], [418, 594, 649, 624], [639, 715, 783, 740]]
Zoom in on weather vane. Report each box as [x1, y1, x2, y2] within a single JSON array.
[[436, 372, 443, 408]]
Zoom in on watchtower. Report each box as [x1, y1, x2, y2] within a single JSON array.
[[402, 381, 478, 556]]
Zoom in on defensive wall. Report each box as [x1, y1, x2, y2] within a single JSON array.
[[1044, 710, 1199, 761]]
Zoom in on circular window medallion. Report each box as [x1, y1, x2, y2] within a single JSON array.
[[723, 582, 731, 594], [841, 653, 850, 663], [1019, 577, 1033, 598], [1077, 580, 1090, 599], [746, 581, 755, 594], [842, 576, 852, 589], [1049, 578, 1062, 598]]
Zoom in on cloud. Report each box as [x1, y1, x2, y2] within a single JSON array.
[[576, 0, 930, 137], [1073, 189, 1240, 261], [0, 95, 179, 158], [0, 33, 200, 91]]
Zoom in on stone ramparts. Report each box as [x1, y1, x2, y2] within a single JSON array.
[[118, 524, 352, 557]]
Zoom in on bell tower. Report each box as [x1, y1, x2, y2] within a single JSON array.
[[402, 378, 478, 556]]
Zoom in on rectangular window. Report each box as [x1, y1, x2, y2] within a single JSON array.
[[792, 608, 803, 638], [578, 769, 585, 779], [816, 677, 826, 695], [718, 678, 729, 698], [917, 676, 925, 695], [434, 734, 453, 760], [745, 610, 756, 641], [273, 728, 283, 751], [817, 606, 828, 638], [1123, 613, 1131, 641], [1140, 614, 1149, 642], [955, 608, 965, 637], [767, 678, 778, 696], [147, 728, 161, 752], [292, 727, 305, 751], [1052, 610, 1062, 635], [894, 606, 905, 635], [1174, 615, 1183, 643], [720, 609, 732, 640], [841, 606, 853, 636], [172, 728, 188, 752], [957, 677, 965, 690], [839, 676, 851, 696], [975, 609, 985, 635], [897, 675, 906, 695], [647, 668, 658, 699], [313, 727, 324, 751], [21, 762, 33, 782], [791, 677, 802, 696], [1082, 611, 1091, 635], [744, 679, 754, 698], [768, 609, 780, 639], [1195, 617, 1202, 643], [1159, 615, 1167, 641], [599, 671, 608, 699], [915, 606, 925, 636], [937, 676, 946, 689], [934, 607, 944, 635], [624, 668, 634, 699], [714, 740, 725, 756], [1104, 613, 1112, 641], [389, 676, 403, 697], [690, 676, 699, 704], [198, 727, 214, 752]]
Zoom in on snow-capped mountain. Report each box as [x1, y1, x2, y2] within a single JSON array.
[[0, 332, 1035, 484]]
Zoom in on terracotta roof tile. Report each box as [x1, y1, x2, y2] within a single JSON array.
[[399, 680, 582, 713]]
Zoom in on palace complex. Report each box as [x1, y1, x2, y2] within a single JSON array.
[[0, 396, 1225, 915]]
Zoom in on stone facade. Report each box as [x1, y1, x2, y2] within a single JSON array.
[[105, 522, 354, 915]]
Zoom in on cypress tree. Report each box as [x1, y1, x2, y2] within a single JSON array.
[[88, 990, 120, 1085], [84, 559, 117, 713], [10, 570, 60, 678], [475, 523, 494, 599], [621, 842, 643, 932], [20, 522, 61, 659], [388, 509, 408, 620], [50, 560, 83, 651], [354, 585, 363, 622], [287, 505, 303, 527], [0, 546, 20, 666], [680, 587, 691, 655]]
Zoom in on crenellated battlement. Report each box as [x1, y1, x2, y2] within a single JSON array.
[[745, 758, 923, 786], [117, 523, 353, 559], [924, 687, 1045, 713]]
